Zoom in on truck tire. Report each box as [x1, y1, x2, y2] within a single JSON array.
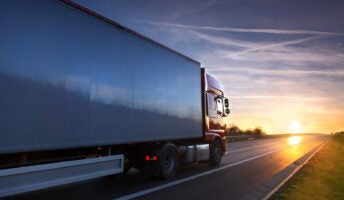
[[209, 139, 223, 166], [159, 146, 179, 179]]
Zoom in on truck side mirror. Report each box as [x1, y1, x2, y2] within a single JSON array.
[[223, 97, 230, 117]]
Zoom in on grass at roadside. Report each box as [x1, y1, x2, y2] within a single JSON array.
[[270, 132, 344, 200]]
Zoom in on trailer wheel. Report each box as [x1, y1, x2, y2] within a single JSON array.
[[160, 146, 179, 179], [209, 139, 223, 166]]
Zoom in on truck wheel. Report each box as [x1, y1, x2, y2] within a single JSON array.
[[209, 139, 223, 166], [160, 147, 179, 179]]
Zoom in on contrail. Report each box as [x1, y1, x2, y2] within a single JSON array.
[[223, 35, 324, 57], [139, 21, 341, 36]]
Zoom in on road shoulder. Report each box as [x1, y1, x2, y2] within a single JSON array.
[[242, 137, 330, 200]]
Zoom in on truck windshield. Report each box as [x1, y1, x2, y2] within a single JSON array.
[[206, 93, 217, 118]]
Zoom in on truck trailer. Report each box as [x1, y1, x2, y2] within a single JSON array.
[[0, 0, 230, 197]]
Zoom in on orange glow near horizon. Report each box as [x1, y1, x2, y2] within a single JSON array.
[[227, 96, 344, 134]]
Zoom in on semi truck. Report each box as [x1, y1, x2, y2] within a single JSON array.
[[0, 0, 230, 197]]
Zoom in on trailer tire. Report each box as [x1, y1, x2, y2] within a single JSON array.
[[159, 146, 179, 179], [209, 139, 223, 166]]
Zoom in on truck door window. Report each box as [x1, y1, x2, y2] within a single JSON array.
[[206, 93, 217, 118]]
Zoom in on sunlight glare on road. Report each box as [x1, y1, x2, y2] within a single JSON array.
[[288, 136, 301, 146]]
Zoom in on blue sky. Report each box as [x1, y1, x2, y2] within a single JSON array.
[[74, 0, 344, 133]]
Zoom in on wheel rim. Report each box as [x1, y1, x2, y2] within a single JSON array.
[[163, 153, 175, 173], [214, 145, 221, 161]]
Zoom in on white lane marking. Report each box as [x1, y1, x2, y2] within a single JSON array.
[[115, 147, 285, 200]]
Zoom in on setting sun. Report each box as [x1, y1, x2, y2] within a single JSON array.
[[289, 121, 301, 133]]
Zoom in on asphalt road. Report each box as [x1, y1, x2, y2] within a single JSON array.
[[5, 134, 329, 200]]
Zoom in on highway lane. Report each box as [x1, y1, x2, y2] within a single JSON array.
[[4, 134, 329, 200]]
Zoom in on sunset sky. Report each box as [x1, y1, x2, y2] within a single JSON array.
[[74, 0, 344, 134]]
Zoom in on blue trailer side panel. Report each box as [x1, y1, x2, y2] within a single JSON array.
[[0, 0, 202, 153]]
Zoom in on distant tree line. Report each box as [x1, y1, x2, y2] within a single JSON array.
[[226, 124, 266, 137], [333, 131, 344, 136]]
